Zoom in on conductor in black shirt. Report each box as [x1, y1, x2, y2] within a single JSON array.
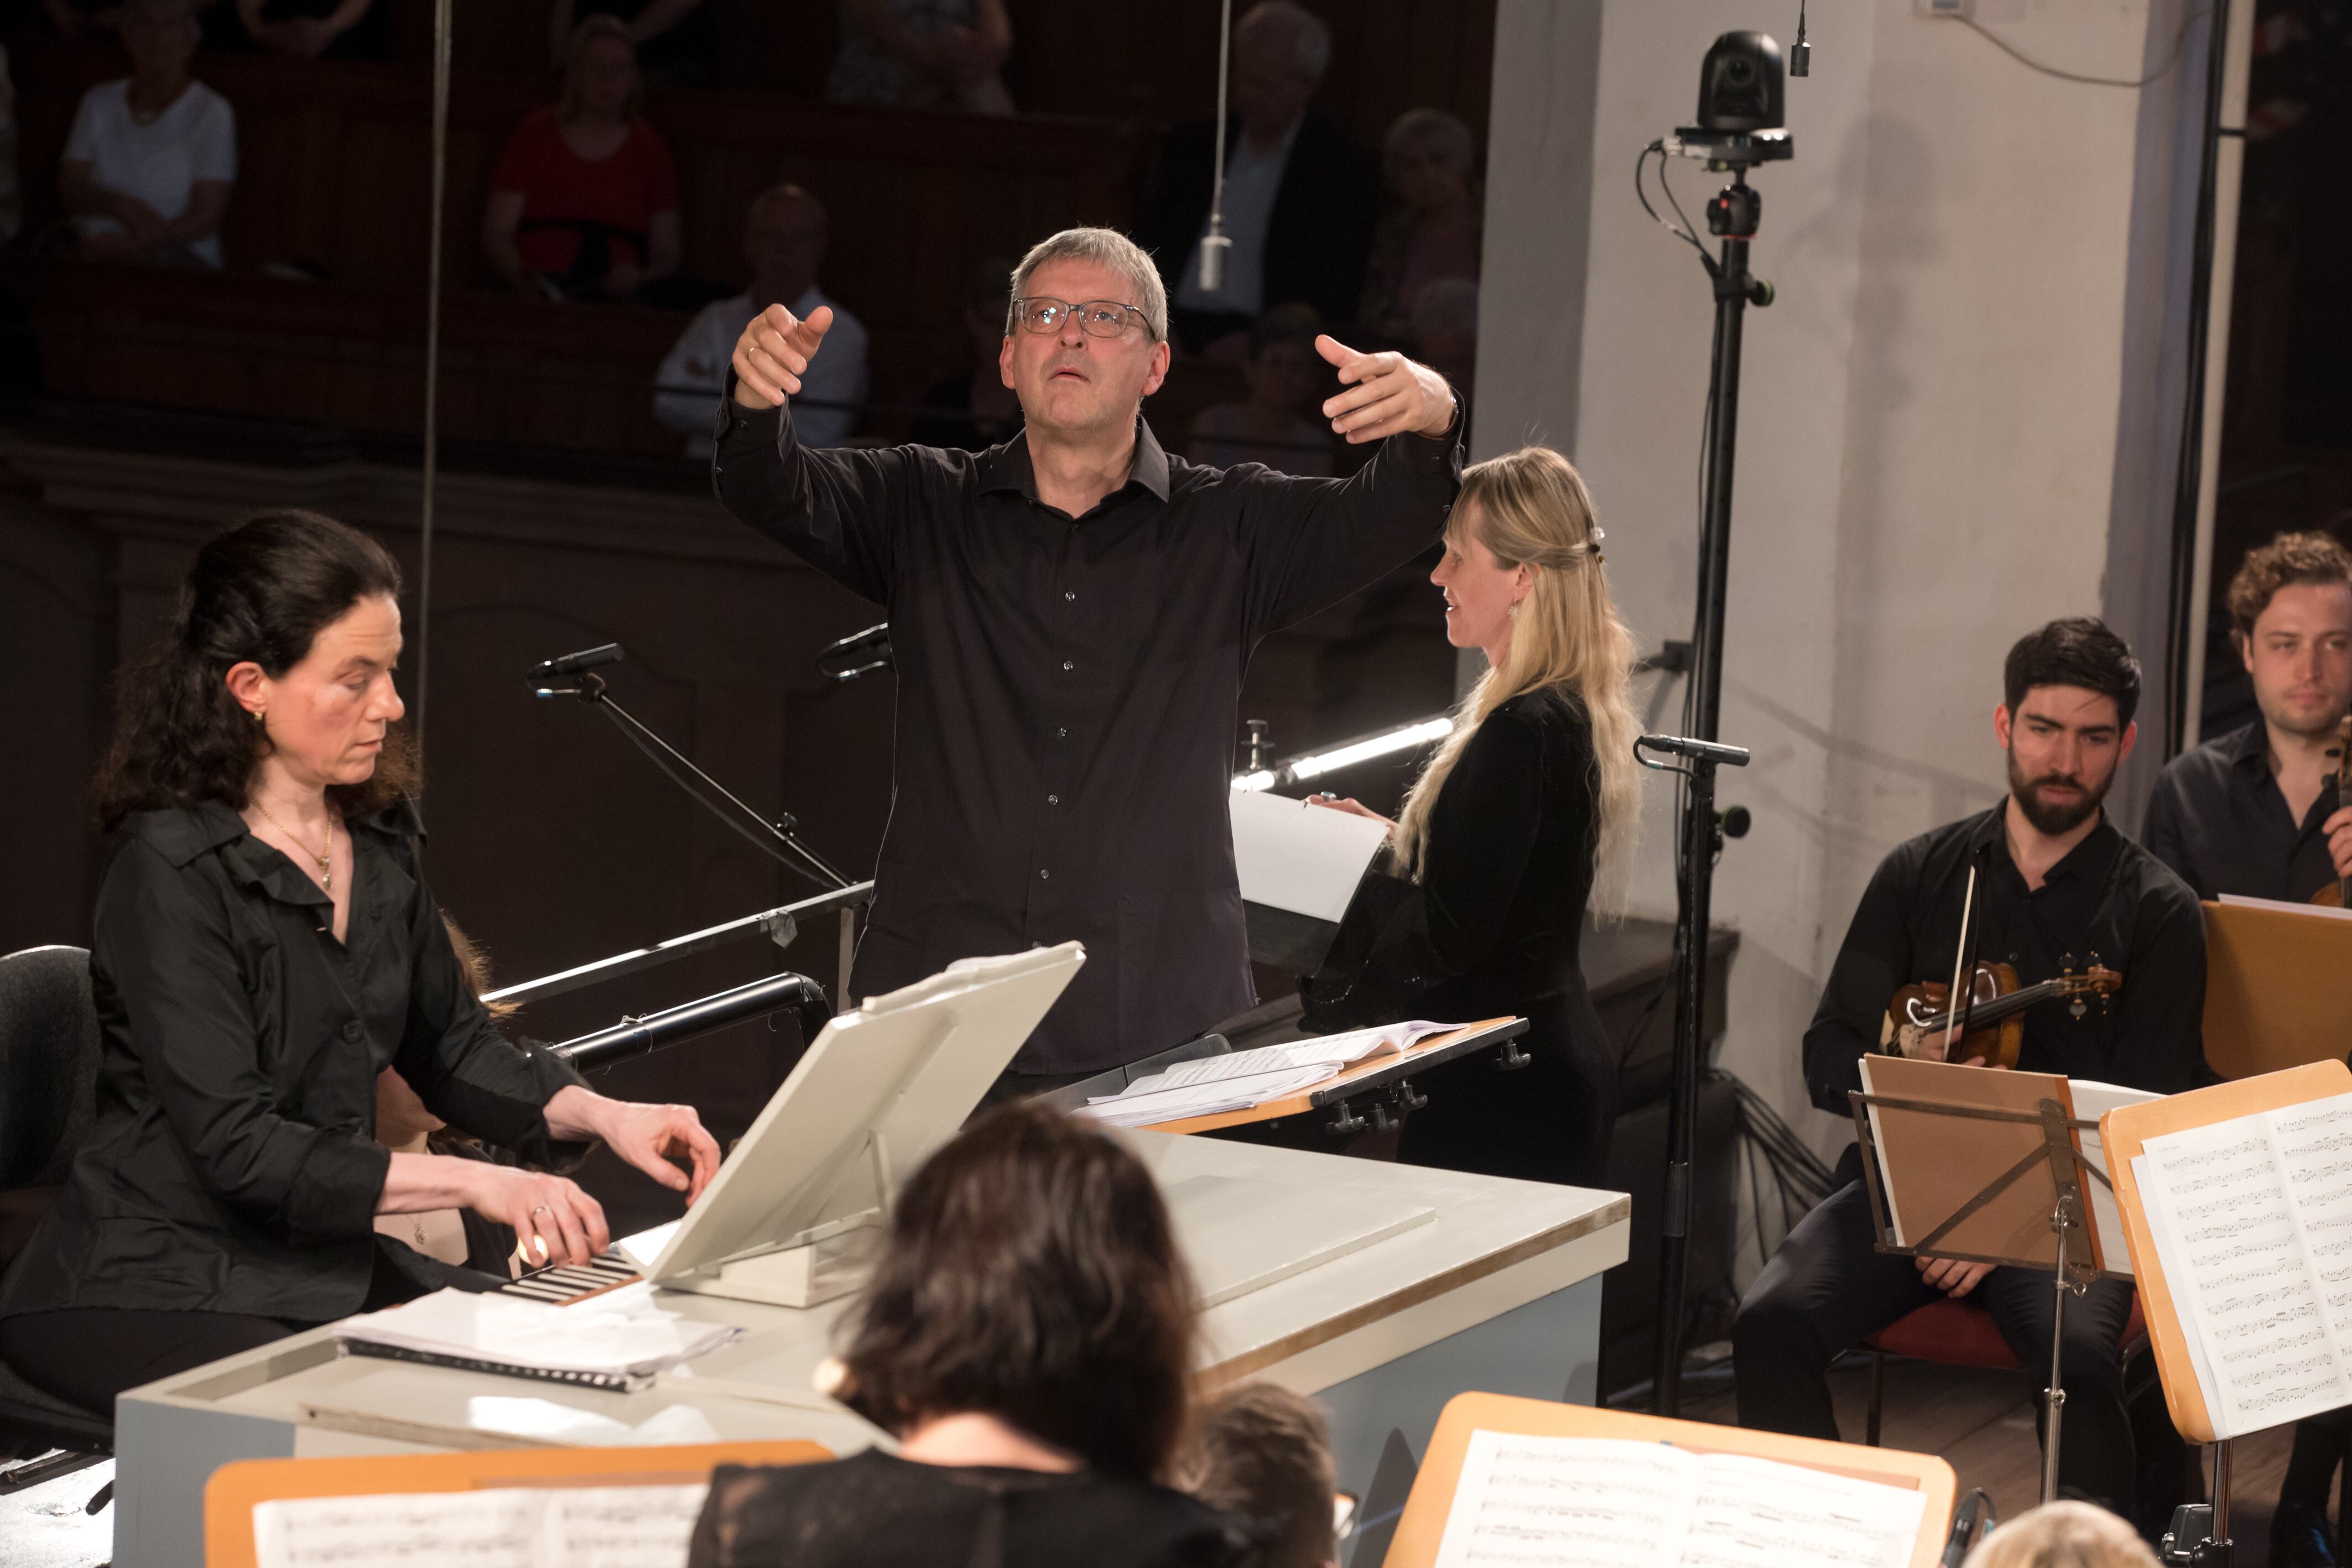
[[1731, 619, 2207, 1521], [1296, 447, 1640, 1189], [716, 226, 1462, 1087]]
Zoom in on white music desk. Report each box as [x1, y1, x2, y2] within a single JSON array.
[[111, 1132, 1626, 1568]]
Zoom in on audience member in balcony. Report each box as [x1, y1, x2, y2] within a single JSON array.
[[485, 15, 681, 305], [549, 0, 715, 90], [209, 0, 393, 61], [1133, 1, 1378, 359], [60, 0, 236, 268], [826, 0, 1014, 116], [1187, 305, 1332, 478], [910, 255, 1023, 452], [1357, 109, 1481, 346], [655, 184, 867, 452], [1410, 277, 1478, 401]]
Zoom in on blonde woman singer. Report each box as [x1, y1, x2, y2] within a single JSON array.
[[1302, 446, 1641, 1188]]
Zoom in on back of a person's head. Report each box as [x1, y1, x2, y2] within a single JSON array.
[[1177, 1383, 1338, 1568], [1963, 1502, 2160, 1568], [837, 1100, 1198, 1480]]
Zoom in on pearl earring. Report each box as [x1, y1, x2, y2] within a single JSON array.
[[1507, 602, 1521, 623]]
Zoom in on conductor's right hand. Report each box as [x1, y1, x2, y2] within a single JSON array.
[[471, 1163, 610, 1269], [732, 303, 835, 408]]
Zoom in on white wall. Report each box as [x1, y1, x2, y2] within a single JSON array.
[[1476, 1, 2195, 1198]]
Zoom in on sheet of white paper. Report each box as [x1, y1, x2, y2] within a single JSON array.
[[2068, 1079, 2159, 1278], [1855, 1058, 1904, 1248], [1069, 1065, 1341, 1127], [1108, 1023, 1454, 1100], [252, 1483, 710, 1568], [333, 1288, 740, 1379], [1432, 1429, 1687, 1568], [2263, 1095, 2352, 1372], [1682, 1451, 1925, 1568], [1230, 788, 1391, 921], [2134, 1152, 2220, 1416], [2142, 1112, 2352, 1436], [2215, 893, 2352, 923]]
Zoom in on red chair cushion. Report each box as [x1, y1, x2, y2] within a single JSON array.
[[1862, 1294, 2146, 1369]]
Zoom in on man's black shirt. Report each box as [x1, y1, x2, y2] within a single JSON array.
[[1803, 805, 2208, 1117], [714, 388, 1461, 1074], [2143, 720, 2344, 902]]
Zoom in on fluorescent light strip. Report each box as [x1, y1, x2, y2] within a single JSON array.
[[1232, 769, 1277, 792], [1230, 716, 1454, 790]]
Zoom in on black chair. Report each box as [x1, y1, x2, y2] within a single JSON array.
[[0, 945, 114, 1491]]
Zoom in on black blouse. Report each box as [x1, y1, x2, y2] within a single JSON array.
[[686, 1451, 1263, 1568], [1304, 686, 1600, 1027], [0, 800, 586, 1325]]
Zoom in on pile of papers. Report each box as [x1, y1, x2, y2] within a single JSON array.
[[332, 1285, 741, 1389], [1072, 1022, 1456, 1129], [253, 1481, 711, 1568]]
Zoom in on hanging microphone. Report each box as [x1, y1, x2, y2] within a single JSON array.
[[1942, 1490, 1994, 1568], [1198, 228, 1231, 291], [1791, 0, 1810, 76], [529, 643, 623, 681]]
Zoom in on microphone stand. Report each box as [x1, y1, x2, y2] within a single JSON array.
[[535, 668, 853, 895]]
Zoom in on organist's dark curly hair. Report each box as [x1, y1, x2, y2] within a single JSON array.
[[834, 1099, 1199, 1481], [92, 509, 418, 831]]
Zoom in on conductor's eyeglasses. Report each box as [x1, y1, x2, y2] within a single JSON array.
[[1012, 297, 1153, 340]]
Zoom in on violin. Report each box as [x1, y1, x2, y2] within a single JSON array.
[[1879, 956, 2122, 1069], [2311, 714, 2351, 908]]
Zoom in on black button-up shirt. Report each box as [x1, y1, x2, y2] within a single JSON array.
[[2143, 720, 2343, 902], [0, 800, 587, 1325], [1802, 805, 2208, 1118], [715, 392, 1462, 1073]]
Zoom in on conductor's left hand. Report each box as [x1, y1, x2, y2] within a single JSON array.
[[732, 303, 835, 408], [545, 1085, 724, 1205], [1315, 335, 1456, 445]]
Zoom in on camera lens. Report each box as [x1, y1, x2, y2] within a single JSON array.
[[1726, 59, 1753, 82]]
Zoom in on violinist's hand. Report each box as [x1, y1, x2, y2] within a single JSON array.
[[1917, 1256, 1993, 1298], [2326, 805, 2352, 880], [732, 303, 835, 409], [1307, 793, 1397, 838], [1315, 335, 1455, 444]]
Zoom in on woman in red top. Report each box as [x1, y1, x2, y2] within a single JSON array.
[[483, 15, 680, 302]]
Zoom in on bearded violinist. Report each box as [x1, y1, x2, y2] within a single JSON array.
[[1730, 618, 2207, 1524]]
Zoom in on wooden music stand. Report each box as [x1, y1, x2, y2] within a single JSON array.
[[1848, 1058, 2125, 1506], [2199, 900, 2352, 1079], [1382, 1392, 1956, 1568], [2100, 1059, 2352, 1568], [204, 1439, 829, 1568], [1145, 1018, 1530, 1137]]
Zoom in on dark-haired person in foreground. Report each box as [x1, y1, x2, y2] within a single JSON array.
[[2144, 534, 2352, 1567], [685, 1100, 1260, 1568], [0, 510, 721, 1415], [1731, 619, 2207, 1522]]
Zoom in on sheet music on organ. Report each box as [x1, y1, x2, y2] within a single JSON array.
[[251, 1482, 710, 1568], [1430, 1430, 1926, 1568], [2132, 1089, 2352, 1438], [1071, 1021, 1455, 1128]]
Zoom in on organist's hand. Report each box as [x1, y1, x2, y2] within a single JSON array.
[[545, 1085, 723, 1205], [1916, 1256, 1992, 1299], [471, 1165, 608, 1269], [732, 303, 835, 409]]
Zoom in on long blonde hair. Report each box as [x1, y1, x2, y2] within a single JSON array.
[[1393, 447, 1641, 903]]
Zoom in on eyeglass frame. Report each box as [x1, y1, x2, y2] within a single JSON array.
[[1008, 296, 1161, 342]]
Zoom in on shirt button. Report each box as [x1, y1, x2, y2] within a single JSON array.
[[1039, 868, 1051, 881], [1064, 590, 1076, 602], [342, 1021, 363, 1042], [1047, 794, 1059, 805], [1062, 660, 1075, 672]]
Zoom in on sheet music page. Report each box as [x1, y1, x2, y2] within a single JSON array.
[[252, 1484, 710, 1568], [1682, 1452, 1925, 1568], [1431, 1430, 1689, 1568], [2263, 1094, 2352, 1377], [2068, 1080, 2158, 1278], [1111, 1022, 1454, 1097], [2142, 1113, 2352, 1436]]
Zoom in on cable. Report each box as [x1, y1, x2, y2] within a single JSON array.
[[1954, 8, 2205, 90], [1635, 143, 1710, 263]]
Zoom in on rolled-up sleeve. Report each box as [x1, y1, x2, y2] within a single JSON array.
[[96, 842, 389, 1244]]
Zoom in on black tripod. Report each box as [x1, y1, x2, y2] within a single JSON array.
[[1641, 97, 1791, 1416]]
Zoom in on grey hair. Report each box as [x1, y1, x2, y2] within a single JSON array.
[[1007, 228, 1169, 342], [1386, 107, 1476, 174], [1239, 1, 1331, 82]]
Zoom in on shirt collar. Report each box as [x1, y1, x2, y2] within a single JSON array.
[[2223, 718, 2270, 773], [1968, 797, 2121, 890], [979, 418, 1172, 509]]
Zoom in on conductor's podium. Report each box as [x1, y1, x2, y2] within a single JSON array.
[[110, 1131, 1627, 1568]]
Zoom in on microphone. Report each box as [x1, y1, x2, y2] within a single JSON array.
[[551, 971, 830, 1072], [1197, 227, 1231, 292], [1636, 732, 1752, 768], [529, 643, 623, 681]]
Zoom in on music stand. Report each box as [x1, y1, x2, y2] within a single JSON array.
[[1849, 1067, 2125, 1506]]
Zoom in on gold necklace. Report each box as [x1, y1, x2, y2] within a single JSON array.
[[252, 796, 337, 893]]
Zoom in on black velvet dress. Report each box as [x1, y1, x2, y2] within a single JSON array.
[[1301, 685, 1616, 1189]]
